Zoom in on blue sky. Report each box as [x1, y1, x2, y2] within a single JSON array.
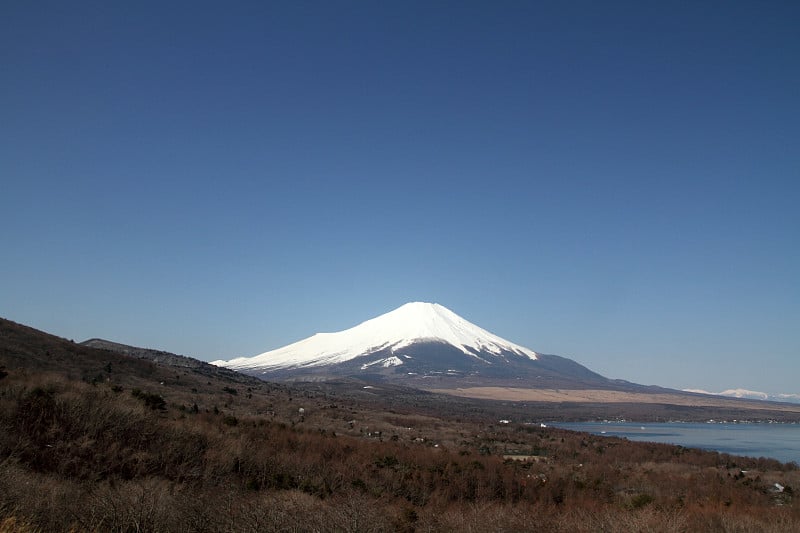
[[2, 1, 798, 394]]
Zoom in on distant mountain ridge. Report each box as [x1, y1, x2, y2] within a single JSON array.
[[684, 388, 800, 405], [211, 302, 646, 390]]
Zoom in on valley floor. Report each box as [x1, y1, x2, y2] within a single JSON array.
[[427, 386, 800, 413]]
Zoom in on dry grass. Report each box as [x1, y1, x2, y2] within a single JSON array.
[[428, 387, 800, 413], [2, 317, 799, 531]]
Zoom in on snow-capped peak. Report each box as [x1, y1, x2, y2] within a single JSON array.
[[213, 302, 538, 371]]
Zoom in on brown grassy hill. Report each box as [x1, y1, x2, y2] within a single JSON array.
[[1, 317, 799, 532], [1, 319, 265, 387]]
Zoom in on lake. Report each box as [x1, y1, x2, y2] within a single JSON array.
[[550, 421, 800, 464]]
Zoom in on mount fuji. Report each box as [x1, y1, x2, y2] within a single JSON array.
[[212, 302, 621, 389]]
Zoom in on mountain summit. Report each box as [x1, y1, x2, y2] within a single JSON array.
[[213, 302, 614, 388], [214, 302, 537, 372]]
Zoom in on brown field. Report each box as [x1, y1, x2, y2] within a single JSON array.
[[428, 386, 800, 413]]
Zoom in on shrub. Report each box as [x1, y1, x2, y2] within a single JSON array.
[[630, 493, 654, 509], [131, 389, 166, 411]]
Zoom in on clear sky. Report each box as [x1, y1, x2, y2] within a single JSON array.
[[2, 1, 798, 395]]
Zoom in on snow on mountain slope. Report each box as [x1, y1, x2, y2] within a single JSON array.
[[212, 302, 537, 371], [684, 388, 800, 404]]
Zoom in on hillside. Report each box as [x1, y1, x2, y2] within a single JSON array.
[[76, 323, 800, 423], [1, 317, 799, 532]]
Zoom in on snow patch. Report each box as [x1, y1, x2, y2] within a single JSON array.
[[360, 356, 404, 370]]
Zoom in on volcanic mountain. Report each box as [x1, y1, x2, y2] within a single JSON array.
[[212, 302, 627, 389]]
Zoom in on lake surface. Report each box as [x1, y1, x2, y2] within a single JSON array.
[[551, 422, 800, 464]]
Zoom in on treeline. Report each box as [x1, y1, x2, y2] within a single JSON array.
[[1, 373, 798, 532]]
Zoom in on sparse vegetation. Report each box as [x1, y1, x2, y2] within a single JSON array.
[[1, 317, 799, 531], [131, 388, 167, 410]]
